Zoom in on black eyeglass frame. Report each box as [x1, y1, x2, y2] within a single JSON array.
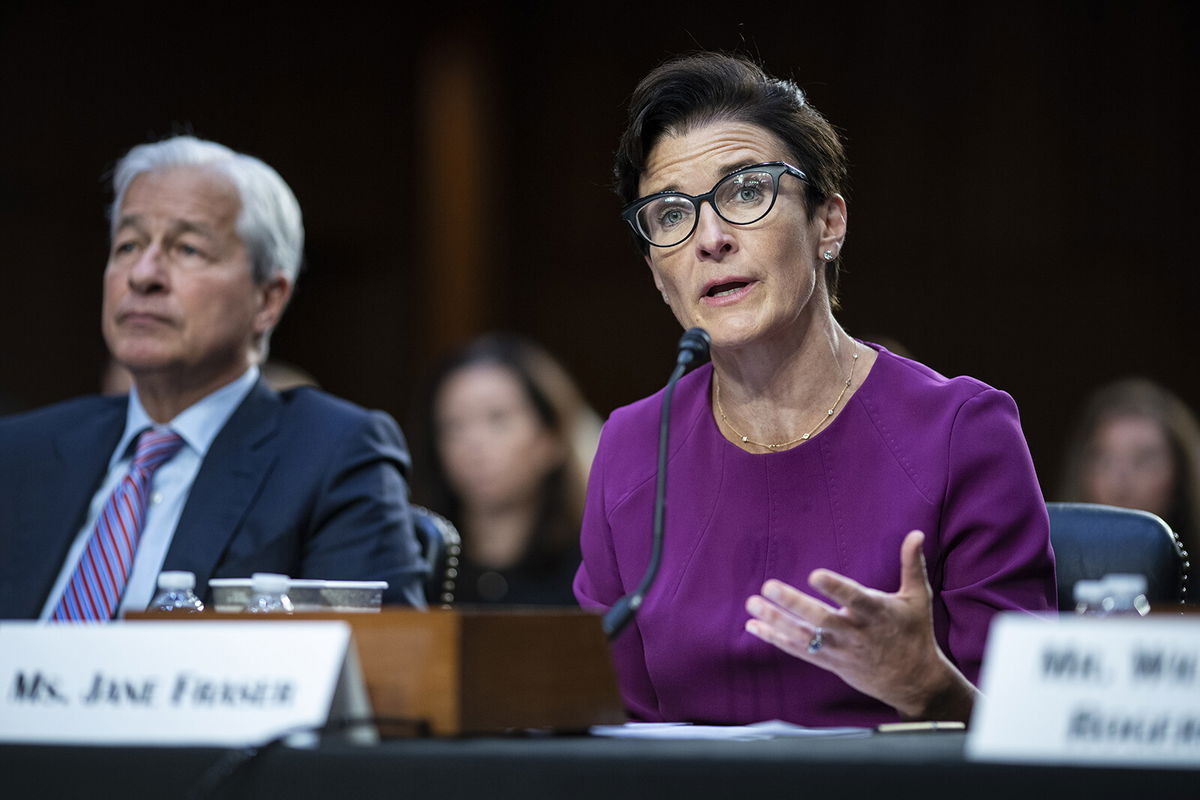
[[621, 161, 809, 248]]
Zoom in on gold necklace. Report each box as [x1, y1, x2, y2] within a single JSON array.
[[715, 342, 860, 450]]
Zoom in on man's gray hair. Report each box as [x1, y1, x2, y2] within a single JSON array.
[[109, 135, 304, 286]]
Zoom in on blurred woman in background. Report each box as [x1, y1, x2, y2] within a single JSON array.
[[1060, 377, 1200, 557], [420, 333, 601, 605]]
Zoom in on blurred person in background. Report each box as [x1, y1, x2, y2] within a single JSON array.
[[1059, 377, 1200, 557], [420, 333, 601, 605]]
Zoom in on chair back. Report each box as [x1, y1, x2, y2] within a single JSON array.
[[1046, 502, 1189, 610], [410, 505, 461, 607]]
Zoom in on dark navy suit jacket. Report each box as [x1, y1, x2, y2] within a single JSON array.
[[0, 380, 427, 618]]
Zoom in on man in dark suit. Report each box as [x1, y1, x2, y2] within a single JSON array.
[[0, 136, 425, 619]]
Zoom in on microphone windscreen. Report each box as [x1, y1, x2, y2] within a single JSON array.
[[677, 327, 711, 368]]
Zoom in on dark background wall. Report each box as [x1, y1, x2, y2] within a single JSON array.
[[1, 1, 1195, 499]]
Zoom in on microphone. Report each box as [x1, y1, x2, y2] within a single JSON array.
[[675, 327, 711, 371], [603, 327, 710, 639]]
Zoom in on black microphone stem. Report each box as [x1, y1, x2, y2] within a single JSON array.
[[603, 328, 709, 639]]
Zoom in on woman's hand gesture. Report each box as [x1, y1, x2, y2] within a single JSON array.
[[744, 530, 978, 721]]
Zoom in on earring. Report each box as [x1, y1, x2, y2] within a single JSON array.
[[661, 291, 670, 304], [822, 250, 836, 262]]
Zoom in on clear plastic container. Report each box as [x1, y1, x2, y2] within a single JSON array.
[[1101, 573, 1151, 616], [1073, 579, 1107, 615], [244, 572, 294, 614], [150, 571, 205, 613]]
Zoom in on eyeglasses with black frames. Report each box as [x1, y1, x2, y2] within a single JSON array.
[[621, 161, 809, 249]]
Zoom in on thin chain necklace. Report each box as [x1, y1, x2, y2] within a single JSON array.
[[715, 341, 860, 450]]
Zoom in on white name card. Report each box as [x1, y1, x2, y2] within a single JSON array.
[[967, 613, 1200, 769], [0, 621, 371, 747]]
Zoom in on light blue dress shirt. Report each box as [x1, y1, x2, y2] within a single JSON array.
[[39, 366, 260, 620]]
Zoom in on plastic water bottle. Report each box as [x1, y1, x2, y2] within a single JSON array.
[[1073, 579, 1107, 616], [151, 571, 205, 613], [1101, 573, 1151, 616], [245, 572, 294, 614]]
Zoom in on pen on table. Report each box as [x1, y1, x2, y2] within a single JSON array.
[[875, 721, 966, 733]]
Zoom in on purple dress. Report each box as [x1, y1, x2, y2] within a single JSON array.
[[574, 344, 1056, 727]]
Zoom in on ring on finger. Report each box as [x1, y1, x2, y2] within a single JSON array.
[[807, 626, 824, 654]]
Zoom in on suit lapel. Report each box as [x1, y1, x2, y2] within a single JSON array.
[[164, 380, 282, 591], [3, 399, 125, 618], [51, 400, 128, 532]]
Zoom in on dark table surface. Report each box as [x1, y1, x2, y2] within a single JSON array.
[[2, 731, 1196, 800]]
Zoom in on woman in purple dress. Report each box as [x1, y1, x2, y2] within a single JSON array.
[[574, 53, 1057, 727]]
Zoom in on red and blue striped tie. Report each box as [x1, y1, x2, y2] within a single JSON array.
[[51, 428, 185, 622]]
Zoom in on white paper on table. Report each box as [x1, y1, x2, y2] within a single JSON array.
[[590, 720, 871, 741]]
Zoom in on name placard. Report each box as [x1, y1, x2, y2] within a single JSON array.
[[967, 613, 1200, 769], [0, 621, 371, 747]]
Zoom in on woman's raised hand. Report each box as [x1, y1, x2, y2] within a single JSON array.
[[744, 530, 978, 721]]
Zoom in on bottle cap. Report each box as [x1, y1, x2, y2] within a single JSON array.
[[251, 572, 291, 594], [157, 571, 195, 591]]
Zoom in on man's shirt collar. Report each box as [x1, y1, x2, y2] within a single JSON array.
[[114, 365, 261, 466]]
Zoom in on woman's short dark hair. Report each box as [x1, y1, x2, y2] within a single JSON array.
[[614, 52, 849, 302]]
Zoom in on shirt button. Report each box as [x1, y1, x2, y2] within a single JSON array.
[[151, 492, 163, 505]]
